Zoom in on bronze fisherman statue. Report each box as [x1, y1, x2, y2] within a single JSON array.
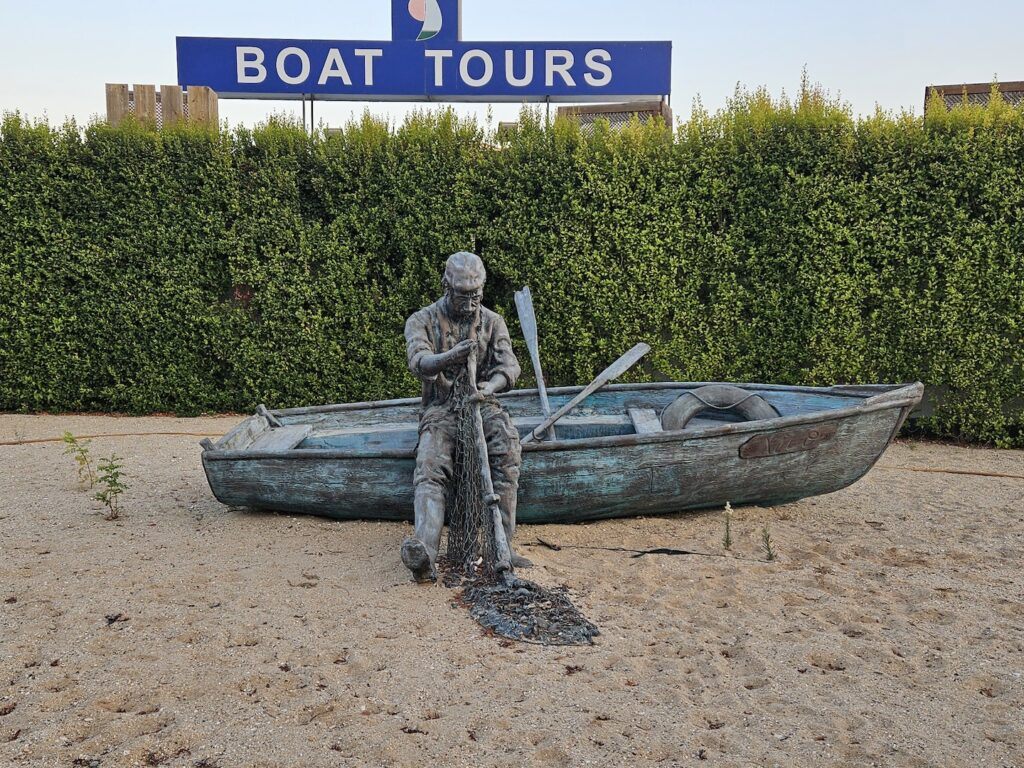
[[401, 252, 531, 582]]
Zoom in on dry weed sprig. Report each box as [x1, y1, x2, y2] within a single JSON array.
[[62, 431, 96, 488], [760, 525, 776, 562]]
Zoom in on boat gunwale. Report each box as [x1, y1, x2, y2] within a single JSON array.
[[269, 381, 905, 418], [203, 383, 923, 462]]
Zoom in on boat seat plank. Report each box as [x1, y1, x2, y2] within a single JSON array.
[[220, 415, 270, 451], [248, 425, 313, 452], [628, 408, 663, 434], [312, 422, 419, 437]]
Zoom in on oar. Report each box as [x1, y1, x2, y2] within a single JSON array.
[[513, 286, 555, 441], [521, 342, 651, 444]]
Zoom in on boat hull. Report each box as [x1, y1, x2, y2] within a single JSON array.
[[202, 383, 920, 523]]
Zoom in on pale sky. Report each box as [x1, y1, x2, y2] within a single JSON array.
[[1, 0, 1022, 128]]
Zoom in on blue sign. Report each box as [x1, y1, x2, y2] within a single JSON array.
[[176, 1, 670, 103]]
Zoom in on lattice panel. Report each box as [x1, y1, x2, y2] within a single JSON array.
[[127, 90, 190, 128], [557, 101, 673, 136], [942, 90, 1024, 108]]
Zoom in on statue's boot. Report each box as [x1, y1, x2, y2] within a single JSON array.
[[510, 550, 533, 568], [402, 485, 445, 583], [497, 482, 532, 569], [400, 539, 434, 583]]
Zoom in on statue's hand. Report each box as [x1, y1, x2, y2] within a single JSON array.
[[445, 339, 476, 365], [469, 375, 502, 402], [417, 340, 476, 378]]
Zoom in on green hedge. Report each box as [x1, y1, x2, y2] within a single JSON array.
[[1, 88, 1021, 446]]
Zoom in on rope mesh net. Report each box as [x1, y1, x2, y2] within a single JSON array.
[[443, 374, 497, 577], [438, 371, 599, 646]]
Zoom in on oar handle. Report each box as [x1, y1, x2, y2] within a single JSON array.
[[466, 311, 513, 574]]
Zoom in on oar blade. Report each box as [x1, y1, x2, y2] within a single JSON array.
[[514, 287, 538, 348], [600, 342, 651, 382], [515, 285, 556, 439]]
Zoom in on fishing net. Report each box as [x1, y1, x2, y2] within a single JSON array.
[[439, 351, 599, 646], [443, 376, 497, 575]]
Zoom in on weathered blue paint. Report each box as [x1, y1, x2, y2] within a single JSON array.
[[201, 382, 923, 523]]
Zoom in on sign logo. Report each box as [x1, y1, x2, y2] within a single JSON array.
[[409, 0, 443, 41], [176, 1, 671, 103], [392, 0, 460, 43]]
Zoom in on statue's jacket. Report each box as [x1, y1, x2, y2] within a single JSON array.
[[405, 299, 522, 433]]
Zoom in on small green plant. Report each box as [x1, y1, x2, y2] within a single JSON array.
[[722, 501, 733, 551], [761, 525, 776, 562], [62, 431, 96, 488], [94, 455, 128, 521]]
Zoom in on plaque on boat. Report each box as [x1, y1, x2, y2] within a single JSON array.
[[739, 423, 839, 460]]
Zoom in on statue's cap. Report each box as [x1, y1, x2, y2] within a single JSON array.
[[444, 252, 486, 292]]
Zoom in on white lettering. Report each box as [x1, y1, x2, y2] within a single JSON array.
[[236, 46, 267, 84], [354, 48, 383, 86], [505, 50, 533, 87], [545, 50, 575, 87], [425, 49, 453, 87], [584, 49, 612, 87], [317, 48, 353, 86], [460, 49, 493, 88], [276, 47, 310, 85]]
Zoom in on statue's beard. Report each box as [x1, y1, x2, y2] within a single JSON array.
[[445, 292, 478, 321]]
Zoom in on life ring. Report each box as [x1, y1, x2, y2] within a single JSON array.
[[661, 384, 780, 431]]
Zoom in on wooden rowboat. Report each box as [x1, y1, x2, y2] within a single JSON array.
[[201, 381, 922, 523]]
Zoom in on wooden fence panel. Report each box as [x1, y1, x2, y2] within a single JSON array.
[[105, 83, 220, 129], [134, 84, 157, 124], [187, 86, 219, 127], [105, 83, 129, 126], [161, 85, 184, 126]]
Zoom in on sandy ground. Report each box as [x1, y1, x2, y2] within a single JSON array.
[[1, 414, 1022, 768]]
